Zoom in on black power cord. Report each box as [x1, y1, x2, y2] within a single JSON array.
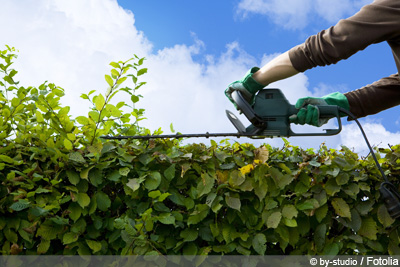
[[338, 107, 400, 219]]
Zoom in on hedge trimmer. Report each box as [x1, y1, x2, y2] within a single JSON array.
[[101, 88, 400, 219]]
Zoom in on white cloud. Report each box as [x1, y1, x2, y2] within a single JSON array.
[[1, 0, 152, 117], [237, 0, 373, 30], [340, 121, 400, 155], [1, 0, 394, 155]]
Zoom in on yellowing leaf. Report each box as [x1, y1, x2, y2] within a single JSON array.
[[254, 145, 269, 164], [240, 164, 254, 175]]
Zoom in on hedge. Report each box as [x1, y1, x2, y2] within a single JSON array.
[[0, 45, 399, 256]]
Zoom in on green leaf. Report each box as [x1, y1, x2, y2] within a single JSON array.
[[315, 205, 329, 223], [377, 204, 395, 228], [9, 199, 30, 211], [183, 242, 198, 255], [77, 193, 91, 208], [358, 217, 378, 240], [137, 68, 147, 76], [63, 232, 79, 245], [225, 195, 241, 211], [94, 93, 105, 111], [322, 242, 339, 255], [76, 116, 89, 125], [296, 199, 319, 210], [148, 190, 161, 199], [197, 172, 215, 198], [111, 69, 119, 77], [180, 228, 198, 242], [144, 172, 161, 190], [229, 170, 245, 187], [348, 209, 362, 232], [158, 213, 175, 225], [269, 167, 293, 189], [126, 178, 143, 192], [80, 93, 89, 100], [64, 139, 73, 150], [119, 167, 130, 176], [37, 221, 63, 240], [116, 76, 127, 85], [188, 204, 209, 226], [89, 168, 103, 187], [37, 239, 51, 254], [68, 202, 82, 222], [131, 94, 139, 103], [325, 178, 340, 196], [69, 152, 86, 164], [252, 233, 267, 255], [86, 240, 102, 253], [0, 155, 13, 164], [314, 224, 326, 251], [283, 218, 297, 227], [282, 205, 298, 219], [36, 110, 44, 122], [336, 172, 349, 185], [109, 62, 120, 68], [159, 193, 171, 202], [105, 74, 114, 87], [331, 198, 351, 219], [267, 211, 282, 229], [96, 192, 111, 211], [164, 164, 176, 181]]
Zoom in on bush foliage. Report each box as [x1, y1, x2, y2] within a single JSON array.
[[1, 46, 400, 256]]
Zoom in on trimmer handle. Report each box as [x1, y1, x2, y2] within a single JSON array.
[[288, 104, 342, 136], [288, 104, 340, 118]]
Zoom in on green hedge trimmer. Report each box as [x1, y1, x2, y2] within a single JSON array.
[[101, 88, 400, 219]]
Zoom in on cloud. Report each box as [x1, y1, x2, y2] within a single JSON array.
[[340, 120, 400, 155], [237, 0, 373, 30], [1, 0, 152, 117]]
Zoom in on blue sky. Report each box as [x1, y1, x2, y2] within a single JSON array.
[[118, 0, 399, 131], [1, 0, 400, 154]]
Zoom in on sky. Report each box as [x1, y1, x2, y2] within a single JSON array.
[[1, 0, 400, 155]]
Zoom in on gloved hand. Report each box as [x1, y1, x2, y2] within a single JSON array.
[[289, 92, 349, 127], [225, 67, 265, 107]]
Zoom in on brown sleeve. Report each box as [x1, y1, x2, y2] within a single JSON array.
[[344, 74, 400, 118], [289, 0, 400, 72]]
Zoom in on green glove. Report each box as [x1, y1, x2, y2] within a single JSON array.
[[225, 67, 265, 107], [289, 92, 349, 127]]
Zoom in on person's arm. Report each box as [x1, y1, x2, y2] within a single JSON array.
[[345, 74, 400, 118], [251, 51, 298, 86], [288, 0, 400, 73]]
